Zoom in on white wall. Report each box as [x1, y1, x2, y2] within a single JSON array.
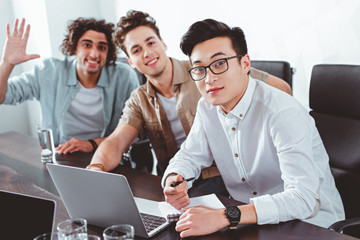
[[0, 0, 33, 136], [114, 0, 360, 107], [1, 0, 360, 137]]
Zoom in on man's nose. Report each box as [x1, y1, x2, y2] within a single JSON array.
[[89, 48, 99, 58], [143, 47, 153, 58], [204, 68, 216, 84]]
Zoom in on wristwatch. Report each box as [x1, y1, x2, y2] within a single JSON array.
[[225, 206, 241, 229]]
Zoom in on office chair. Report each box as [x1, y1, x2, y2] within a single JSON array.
[[122, 138, 154, 173], [309, 64, 360, 238], [251, 60, 294, 88]]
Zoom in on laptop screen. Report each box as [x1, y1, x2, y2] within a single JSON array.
[[0, 190, 56, 239]]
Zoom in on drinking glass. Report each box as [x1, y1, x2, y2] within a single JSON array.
[[36, 126, 55, 163], [34, 232, 100, 240], [70, 234, 100, 240], [57, 218, 87, 240], [33, 232, 60, 240], [103, 224, 134, 240]]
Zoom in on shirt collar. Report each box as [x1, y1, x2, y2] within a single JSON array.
[[217, 76, 257, 120], [96, 67, 109, 87], [67, 58, 78, 86]]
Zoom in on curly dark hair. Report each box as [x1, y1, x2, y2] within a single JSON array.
[[114, 10, 161, 56], [60, 18, 117, 65], [180, 19, 247, 59]]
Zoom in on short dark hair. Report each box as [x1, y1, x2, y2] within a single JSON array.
[[114, 10, 161, 56], [60, 18, 117, 65], [180, 19, 247, 59]]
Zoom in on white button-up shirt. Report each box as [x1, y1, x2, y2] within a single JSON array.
[[163, 77, 344, 227]]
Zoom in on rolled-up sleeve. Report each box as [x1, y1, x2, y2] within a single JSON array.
[[118, 89, 145, 135]]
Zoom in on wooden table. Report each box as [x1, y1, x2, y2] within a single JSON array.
[[0, 131, 356, 240]]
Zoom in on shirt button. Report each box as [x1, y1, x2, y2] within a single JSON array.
[[253, 192, 257, 195], [241, 177, 246, 181], [232, 127, 236, 131], [240, 114, 243, 117], [235, 153, 238, 157]]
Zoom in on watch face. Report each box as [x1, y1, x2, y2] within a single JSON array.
[[226, 206, 240, 229], [228, 208, 239, 218]]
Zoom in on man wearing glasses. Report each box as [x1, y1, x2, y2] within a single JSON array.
[[87, 10, 291, 192], [162, 19, 344, 237]]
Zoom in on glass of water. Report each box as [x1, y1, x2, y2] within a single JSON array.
[[57, 218, 87, 240], [33, 232, 60, 240], [34, 232, 100, 240], [103, 224, 134, 240], [36, 126, 55, 163]]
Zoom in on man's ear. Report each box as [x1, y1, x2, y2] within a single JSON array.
[[126, 57, 136, 69], [242, 54, 251, 73]]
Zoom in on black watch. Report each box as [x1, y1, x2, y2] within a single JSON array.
[[225, 206, 241, 229]]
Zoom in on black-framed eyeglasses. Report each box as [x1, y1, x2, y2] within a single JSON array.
[[188, 55, 244, 81]]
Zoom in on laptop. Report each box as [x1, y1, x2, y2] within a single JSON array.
[[0, 190, 56, 239], [46, 163, 170, 238]]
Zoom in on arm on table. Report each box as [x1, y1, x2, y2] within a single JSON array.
[[87, 124, 138, 172], [163, 173, 257, 238], [56, 137, 106, 154], [176, 203, 257, 238]]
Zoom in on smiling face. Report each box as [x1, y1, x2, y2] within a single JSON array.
[[123, 26, 168, 78], [190, 36, 250, 113], [75, 30, 108, 79]]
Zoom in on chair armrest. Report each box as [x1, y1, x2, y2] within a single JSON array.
[[328, 217, 360, 232], [130, 138, 151, 148]]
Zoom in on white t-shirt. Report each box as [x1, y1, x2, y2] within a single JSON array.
[[59, 82, 104, 143], [156, 93, 186, 148]]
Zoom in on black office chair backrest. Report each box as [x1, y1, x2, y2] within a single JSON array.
[[251, 60, 293, 88], [309, 64, 360, 236]]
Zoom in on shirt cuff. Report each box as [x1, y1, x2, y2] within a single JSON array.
[[250, 194, 279, 225]]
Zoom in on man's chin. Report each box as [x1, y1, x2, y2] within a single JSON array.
[[203, 97, 221, 106], [86, 68, 101, 74]]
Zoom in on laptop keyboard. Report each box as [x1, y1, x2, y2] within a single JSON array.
[[140, 212, 167, 233]]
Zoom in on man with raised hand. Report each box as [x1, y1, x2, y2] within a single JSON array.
[[0, 18, 139, 154]]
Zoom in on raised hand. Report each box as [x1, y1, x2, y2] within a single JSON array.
[[2, 18, 40, 66]]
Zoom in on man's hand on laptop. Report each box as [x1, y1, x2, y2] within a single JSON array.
[[85, 163, 105, 172], [163, 174, 190, 209]]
